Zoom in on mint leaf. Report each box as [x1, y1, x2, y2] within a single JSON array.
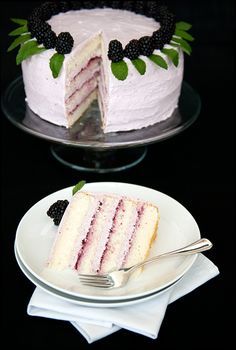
[[72, 180, 86, 195], [171, 37, 192, 55], [16, 40, 46, 65], [162, 48, 179, 67], [9, 24, 28, 36], [131, 58, 146, 75], [175, 21, 192, 31], [11, 18, 28, 25], [7, 34, 31, 52], [50, 53, 65, 78], [174, 29, 194, 42], [148, 54, 168, 69], [111, 60, 128, 81]]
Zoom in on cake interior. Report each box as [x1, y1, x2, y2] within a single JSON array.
[[48, 192, 159, 274], [65, 35, 103, 127]]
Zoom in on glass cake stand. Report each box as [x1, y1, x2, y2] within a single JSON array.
[[1, 76, 201, 173]]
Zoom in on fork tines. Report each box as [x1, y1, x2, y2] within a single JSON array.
[[78, 273, 114, 288]]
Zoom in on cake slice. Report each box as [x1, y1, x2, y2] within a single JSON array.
[[48, 191, 159, 274]]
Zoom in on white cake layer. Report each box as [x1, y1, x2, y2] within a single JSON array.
[[77, 195, 121, 274], [66, 74, 98, 114], [124, 204, 160, 268], [100, 199, 138, 273], [47, 192, 95, 270], [65, 57, 100, 101], [22, 9, 184, 132], [68, 90, 97, 127]]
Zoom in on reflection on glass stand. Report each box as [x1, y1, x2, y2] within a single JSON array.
[[1, 76, 201, 173]]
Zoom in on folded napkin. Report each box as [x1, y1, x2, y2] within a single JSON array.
[[27, 254, 219, 343]]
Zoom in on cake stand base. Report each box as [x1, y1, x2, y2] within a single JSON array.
[[50, 145, 147, 173]]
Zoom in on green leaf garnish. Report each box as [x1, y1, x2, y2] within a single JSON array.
[[171, 37, 192, 55], [161, 48, 179, 67], [131, 58, 146, 75], [9, 24, 28, 36], [111, 60, 128, 81], [16, 40, 46, 65], [10, 18, 28, 25], [148, 54, 168, 69], [174, 29, 194, 42], [72, 180, 86, 195], [49, 53, 65, 78], [175, 21, 192, 31], [7, 34, 31, 52]]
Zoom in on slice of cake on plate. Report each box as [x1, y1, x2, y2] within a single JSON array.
[[47, 191, 159, 275]]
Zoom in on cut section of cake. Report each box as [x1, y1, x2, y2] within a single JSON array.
[[47, 191, 159, 274]]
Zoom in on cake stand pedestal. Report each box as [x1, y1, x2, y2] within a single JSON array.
[[1, 76, 201, 173], [50, 145, 147, 173]]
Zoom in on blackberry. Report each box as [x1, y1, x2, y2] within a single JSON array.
[[31, 20, 52, 44], [138, 36, 154, 56], [47, 200, 69, 226], [152, 30, 165, 50], [161, 12, 176, 32], [122, 1, 134, 12], [58, 1, 73, 13], [28, 7, 44, 24], [146, 1, 158, 19], [155, 5, 168, 22], [134, 1, 145, 15], [108, 39, 124, 62], [42, 30, 57, 49], [28, 17, 40, 37], [159, 28, 173, 44], [124, 39, 140, 60], [40, 1, 60, 21], [55, 32, 74, 54]]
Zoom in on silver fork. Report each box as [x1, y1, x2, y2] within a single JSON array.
[[78, 238, 212, 289]]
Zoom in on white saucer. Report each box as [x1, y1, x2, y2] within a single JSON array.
[[15, 244, 183, 308], [15, 182, 200, 302]]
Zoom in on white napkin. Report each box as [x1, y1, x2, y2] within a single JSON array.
[[27, 254, 219, 343]]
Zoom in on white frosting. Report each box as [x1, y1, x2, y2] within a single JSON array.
[[22, 8, 184, 133]]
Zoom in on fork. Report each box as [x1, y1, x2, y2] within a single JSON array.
[[78, 238, 212, 289]]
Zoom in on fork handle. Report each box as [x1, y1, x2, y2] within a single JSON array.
[[127, 238, 212, 273]]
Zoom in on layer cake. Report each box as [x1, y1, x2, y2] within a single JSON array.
[[48, 191, 159, 274]]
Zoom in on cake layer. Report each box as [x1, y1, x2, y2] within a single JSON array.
[[76, 195, 121, 274], [48, 192, 97, 270], [66, 73, 99, 115], [100, 199, 139, 273], [68, 90, 97, 127], [48, 192, 159, 274], [65, 56, 100, 101]]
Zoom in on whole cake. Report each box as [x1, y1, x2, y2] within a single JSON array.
[[9, 1, 193, 133], [47, 191, 159, 274]]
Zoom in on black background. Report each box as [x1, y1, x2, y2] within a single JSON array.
[[0, 1, 235, 349]]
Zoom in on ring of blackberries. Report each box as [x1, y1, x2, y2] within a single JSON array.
[[27, 1, 176, 60]]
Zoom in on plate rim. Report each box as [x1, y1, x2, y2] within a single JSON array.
[[15, 244, 183, 308], [15, 182, 200, 301]]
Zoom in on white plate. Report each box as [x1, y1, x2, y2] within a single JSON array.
[[15, 182, 200, 301], [15, 244, 182, 308]]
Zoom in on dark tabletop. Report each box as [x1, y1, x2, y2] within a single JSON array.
[[0, 1, 235, 349]]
